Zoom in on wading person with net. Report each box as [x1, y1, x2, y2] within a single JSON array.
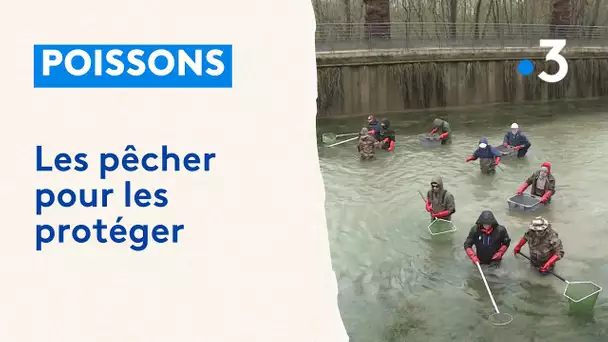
[[513, 216, 565, 274], [425, 175, 456, 221], [503, 123, 532, 157], [357, 127, 377, 160], [465, 137, 502, 174], [516, 162, 556, 204], [429, 118, 451, 144], [377, 119, 395, 152], [464, 210, 511, 266], [367, 115, 382, 141]]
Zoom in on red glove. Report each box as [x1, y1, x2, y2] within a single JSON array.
[[516, 182, 529, 196], [503, 142, 508, 147], [425, 199, 433, 212], [492, 245, 508, 260], [540, 254, 560, 273], [430, 128, 438, 135], [439, 133, 448, 140], [513, 145, 524, 150], [494, 157, 501, 166], [466, 248, 480, 264], [465, 156, 475, 162], [388, 140, 395, 152], [368, 129, 376, 135], [540, 190, 553, 204], [513, 237, 527, 255], [431, 210, 450, 218]]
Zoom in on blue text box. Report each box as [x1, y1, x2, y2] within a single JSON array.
[[33, 44, 232, 88]]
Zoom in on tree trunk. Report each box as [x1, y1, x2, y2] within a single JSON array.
[[449, 0, 458, 38], [590, 0, 602, 26], [363, 0, 391, 39], [550, 0, 573, 39], [473, 0, 483, 39]]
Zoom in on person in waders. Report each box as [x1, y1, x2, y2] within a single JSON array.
[[465, 137, 502, 174], [513, 216, 565, 274], [429, 118, 451, 144], [357, 127, 377, 160], [378, 119, 396, 152], [367, 115, 382, 141], [464, 210, 511, 266], [503, 123, 532, 157], [425, 175, 456, 221], [516, 162, 556, 204]]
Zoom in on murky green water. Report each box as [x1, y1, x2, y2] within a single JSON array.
[[317, 99, 608, 342]]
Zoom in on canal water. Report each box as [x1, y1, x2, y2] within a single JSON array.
[[317, 99, 608, 342]]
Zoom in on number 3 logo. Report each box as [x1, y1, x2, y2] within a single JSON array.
[[538, 39, 568, 83]]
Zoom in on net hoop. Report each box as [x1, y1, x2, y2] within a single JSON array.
[[427, 218, 458, 236], [489, 312, 513, 326], [564, 281, 603, 303]]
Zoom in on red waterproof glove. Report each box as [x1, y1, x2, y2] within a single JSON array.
[[516, 182, 529, 196], [430, 128, 438, 135], [465, 156, 475, 162], [439, 132, 449, 140], [513, 237, 527, 255], [494, 157, 501, 166], [513, 145, 524, 150], [466, 248, 480, 264], [503, 142, 508, 147], [540, 190, 553, 204], [425, 199, 433, 212], [368, 129, 376, 135], [492, 245, 508, 260], [431, 210, 450, 218], [388, 140, 395, 152], [540, 254, 560, 273]]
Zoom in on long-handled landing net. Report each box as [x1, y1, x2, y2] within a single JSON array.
[[322, 132, 358, 144], [475, 262, 514, 326], [518, 252, 603, 314]]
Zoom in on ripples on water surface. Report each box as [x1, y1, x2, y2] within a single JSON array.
[[318, 99, 608, 342]]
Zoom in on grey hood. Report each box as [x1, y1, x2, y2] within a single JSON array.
[[430, 175, 444, 189]]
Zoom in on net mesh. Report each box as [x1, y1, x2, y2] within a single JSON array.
[[564, 282, 602, 315], [322, 133, 337, 143], [427, 219, 457, 236], [565, 282, 602, 303]]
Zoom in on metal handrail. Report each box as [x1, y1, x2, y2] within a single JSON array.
[[315, 22, 608, 52]]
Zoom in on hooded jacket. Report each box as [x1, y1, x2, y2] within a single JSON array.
[[471, 137, 501, 173], [426, 175, 456, 221], [526, 162, 556, 197], [379, 119, 396, 150], [368, 119, 382, 141], [503, 130, 531, 157], [357, 127, 376, 159], [464, 210, 511, 264], [433, 118, 452, 144]]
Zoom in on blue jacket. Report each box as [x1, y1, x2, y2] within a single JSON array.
[[503, 131, 531, 149], [473, 138, 501, 159], [368, 119, 382, 140]]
